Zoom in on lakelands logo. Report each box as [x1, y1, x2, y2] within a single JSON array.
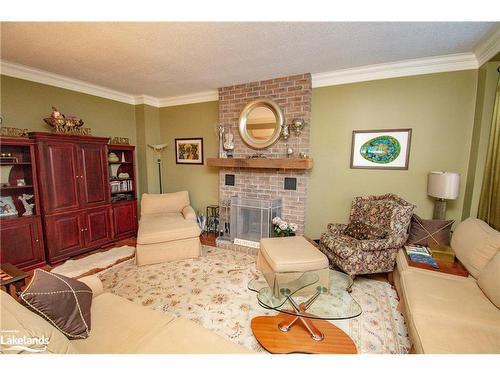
[[0, 330, 49, 353]]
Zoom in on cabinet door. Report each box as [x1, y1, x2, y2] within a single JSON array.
[[113, 200, 138, 237], [0, 217, 45, 270], [45, 212, 85, 263], [79, 144, 110, 207], [85, 206, 114, 248], [41, 142, 80, 213]]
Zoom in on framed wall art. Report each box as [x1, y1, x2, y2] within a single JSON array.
[[175, 138, 204, 165], [350, 129, 412, 170]]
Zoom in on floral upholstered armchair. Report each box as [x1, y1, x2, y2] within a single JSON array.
[[319, 193, 415, 277]]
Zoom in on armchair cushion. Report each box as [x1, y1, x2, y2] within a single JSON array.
[[344, 220, 387, 240], [327, 223, 347, 235], [141, 191, 190, 216], [182, 205, 197, 221]]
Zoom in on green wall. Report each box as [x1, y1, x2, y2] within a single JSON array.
[[159, 101, 219, 215], [306, 70, 478, 238], [462, 61, 500, 219], [0, 75, 165, 200], [1, 75, 136, 141], [135, 104, 161, 199]]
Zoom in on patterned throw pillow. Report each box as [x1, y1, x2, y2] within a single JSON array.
[[407, 214, 454, 246], [344, 220, 387, 240], [20, 269, 92, 339]]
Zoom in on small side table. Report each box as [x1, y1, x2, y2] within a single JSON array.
[[0, 263, 28, 299], [403, 250, 469, 277]]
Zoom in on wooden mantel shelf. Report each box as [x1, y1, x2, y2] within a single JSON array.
[[207, 157, 313, 170]]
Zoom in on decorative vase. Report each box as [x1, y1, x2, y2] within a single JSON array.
[[121, 152, 126, 163]]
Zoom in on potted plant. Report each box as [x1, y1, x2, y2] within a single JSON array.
[[272, 217, 298, 237]]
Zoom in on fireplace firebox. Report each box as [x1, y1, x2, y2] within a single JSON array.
[[229, 196, 282, 246]]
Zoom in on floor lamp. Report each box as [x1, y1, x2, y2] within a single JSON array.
[[148, 144, 168, 193]]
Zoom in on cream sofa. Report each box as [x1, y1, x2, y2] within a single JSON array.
[[136, 191, 201, 266], [393, 218, 500, 354], [0, 275, 249, 354]]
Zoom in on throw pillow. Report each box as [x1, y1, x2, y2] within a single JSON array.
[[344, 220, 387, 240], [407, 214, 454, 246], [20, 269, 92, 339]]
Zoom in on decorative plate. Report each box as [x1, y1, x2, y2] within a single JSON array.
[[360, 136, 401, 164]]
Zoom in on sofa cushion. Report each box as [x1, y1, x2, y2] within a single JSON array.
[[137, 213, 201, 244], [451, 218, 500, 278], [478, 251, 500, 308], [407, 214, 453, 246], [411, 313, 500, 353], [344, 220, 387, 240], [19, 269, 92, 339], [0, 291, 77, 354], [71, 293, 249, 354], [133, 317, 250, 354], [400, 269, 499, 327], [141, 191, 190, 216], [260, 236, 328, 272], [70, 293, 176, 354], [399, 268, 500, 353]]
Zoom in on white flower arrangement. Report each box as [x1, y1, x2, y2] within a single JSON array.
[[272, 217, 297, 237]]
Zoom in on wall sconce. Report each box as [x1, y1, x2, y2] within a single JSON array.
[[291, 119, 306, 136]]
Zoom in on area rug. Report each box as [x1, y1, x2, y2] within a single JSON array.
[[52, 246, 135, 278], [99, 246, 410, 353]]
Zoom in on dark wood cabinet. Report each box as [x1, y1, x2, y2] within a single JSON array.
[[30, 132, 114, 265], [107, 144, 138, 240], [38, 141, 81, 214], [79, 143, 109, 207], [85, 206, 114, 247], [0, 137, 46, 271], [113, 200, 138, 239], [1, 134, 137, 269], [44, 212, 85, 262], [0, 216, 45, 271]]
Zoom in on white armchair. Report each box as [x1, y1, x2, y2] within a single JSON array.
[[136, 191, 201, 266]]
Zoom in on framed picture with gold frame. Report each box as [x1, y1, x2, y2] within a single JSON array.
[[175, 138, 204, 165]]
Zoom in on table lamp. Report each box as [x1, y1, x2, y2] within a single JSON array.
[[427, 171, 460, 220]]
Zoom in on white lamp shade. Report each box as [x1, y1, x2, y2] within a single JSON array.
[[427, 171, 460, 200]]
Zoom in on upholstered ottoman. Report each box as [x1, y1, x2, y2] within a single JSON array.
[[257, 236, 330, 294]]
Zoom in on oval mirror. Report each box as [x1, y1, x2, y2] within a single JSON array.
[[238, 98, 284, 149]]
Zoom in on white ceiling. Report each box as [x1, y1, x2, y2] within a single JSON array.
[[1, 22, 499, 99]]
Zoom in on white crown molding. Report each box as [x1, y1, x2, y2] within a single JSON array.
[[1, 60, 138, 105], [0, 51, 487, 108], [311, 53, 479, 88], [133, 95, 160, 107], [158, 90, 219, 107], [474, 27, 500, 67]]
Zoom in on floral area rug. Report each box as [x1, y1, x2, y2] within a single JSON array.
[[98, 246, 410, 353]]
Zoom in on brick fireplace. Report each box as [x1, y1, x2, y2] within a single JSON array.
[[217, 73, 312, 237]]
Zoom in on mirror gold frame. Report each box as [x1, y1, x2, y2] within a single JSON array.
[[238, 98, 284, 149]]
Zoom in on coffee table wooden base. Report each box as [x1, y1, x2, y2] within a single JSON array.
[[251, 314, 357, 354]]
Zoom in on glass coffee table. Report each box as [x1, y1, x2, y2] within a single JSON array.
[[248, 269, 362, 354]]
